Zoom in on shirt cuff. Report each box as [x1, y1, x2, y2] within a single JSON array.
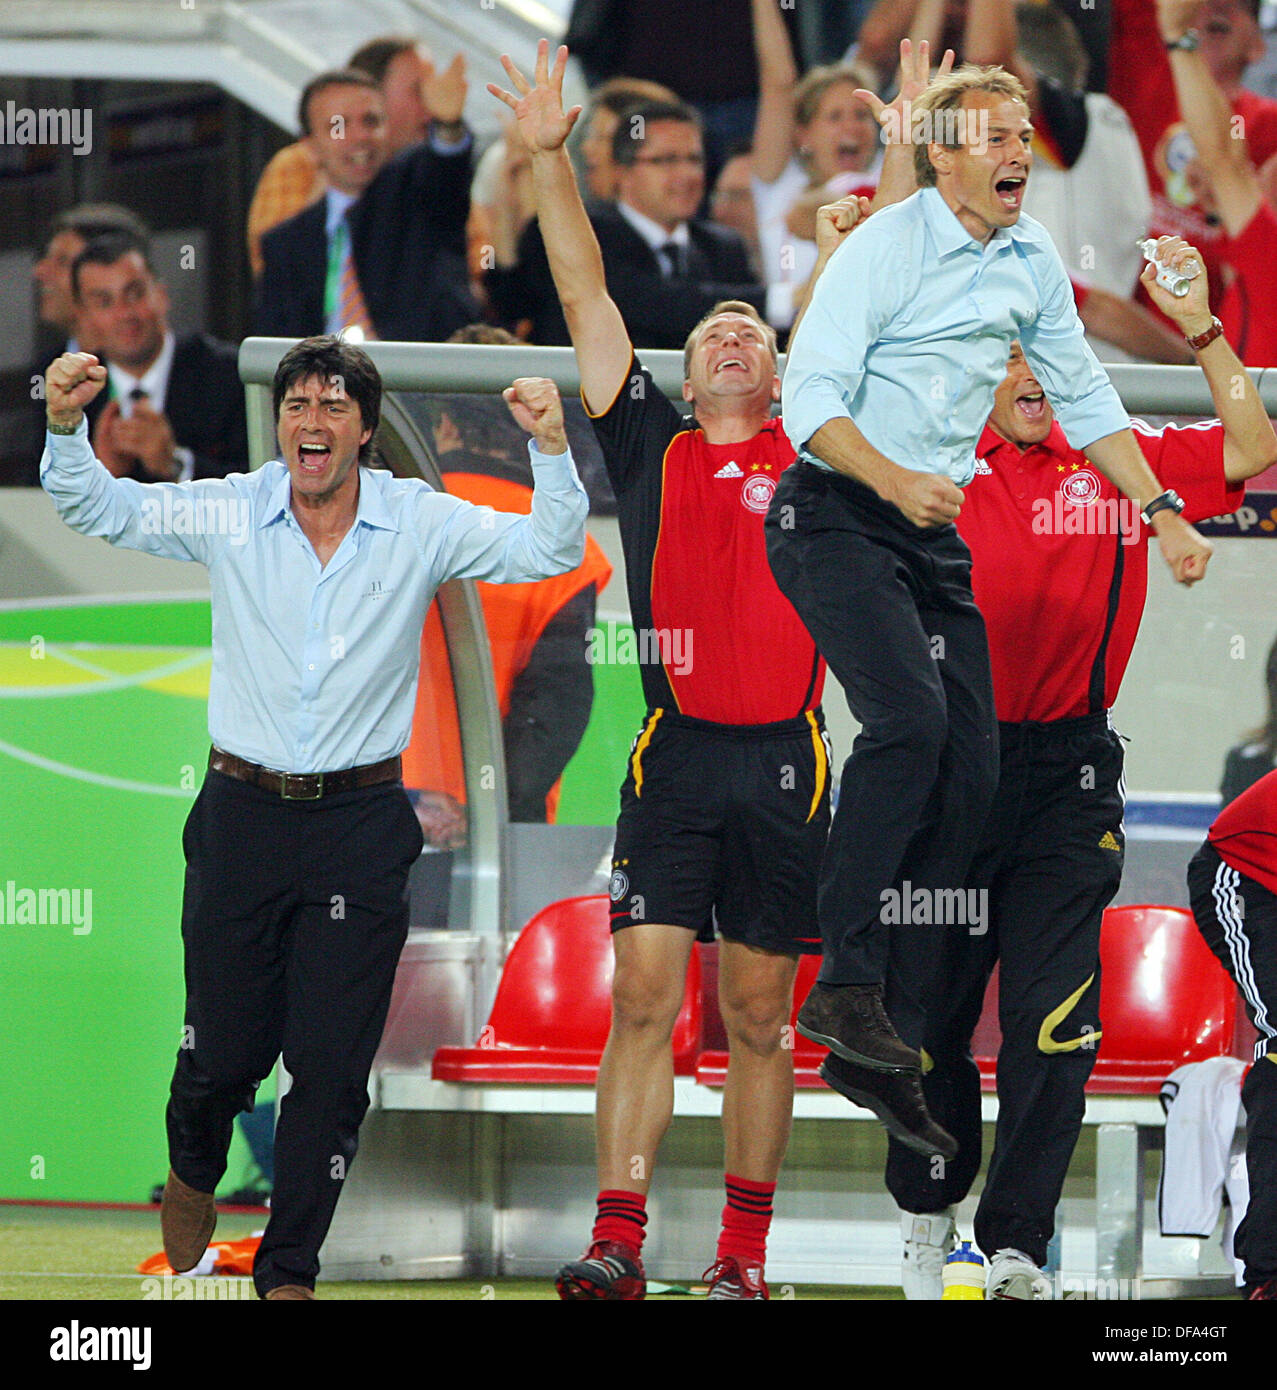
[[41, 414, 93, 470], [527, 438, 586, 490], [1054, 396, 1133, 453], [781, 385, 853, 457]]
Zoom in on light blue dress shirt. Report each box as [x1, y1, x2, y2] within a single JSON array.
[[41, 421, 589, 773], [781, 186, 1132, 487]]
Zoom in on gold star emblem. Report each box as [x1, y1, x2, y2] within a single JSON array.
[[1057, 464, 1065, 472], [1071, 462, 1080, 470]]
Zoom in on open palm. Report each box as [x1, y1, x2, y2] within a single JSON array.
[[488, 39, 581, 154]]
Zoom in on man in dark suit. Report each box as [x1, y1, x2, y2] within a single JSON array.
[[72, 234, 247, 482], [255, 67, 478, 343], [6, 206, 151, 486], [487, 97, 770, 348]]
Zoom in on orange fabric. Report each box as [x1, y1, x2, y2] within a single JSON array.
[[401, 473, 613, 821], [137, 1235, 260, 1277], [247, 141, 325, 277], [339, 244, 376, 337]]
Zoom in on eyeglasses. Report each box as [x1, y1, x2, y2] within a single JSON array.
[[632, 153, 706, 169]]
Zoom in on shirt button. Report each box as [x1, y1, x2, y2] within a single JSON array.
[[308, 663, 316, 671]]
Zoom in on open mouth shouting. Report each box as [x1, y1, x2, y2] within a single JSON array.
[[1015, 387, 1047, 423], [995, 175, 1026, 212], [297, 440, 333, 474]]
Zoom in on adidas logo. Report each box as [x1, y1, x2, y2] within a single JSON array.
[[713, 461, 744, 478], [974, 457, 992, 475], [1098, 831, 1121, 851]]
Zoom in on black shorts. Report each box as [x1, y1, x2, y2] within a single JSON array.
[[609, 708, 831, 954]]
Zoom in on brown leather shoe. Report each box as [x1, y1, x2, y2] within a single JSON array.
[[820, 1054, 958, 1159], [161, 1168, 216, 1273], [264, 1284, 316, 1300], [797, 981, 922, 1071]]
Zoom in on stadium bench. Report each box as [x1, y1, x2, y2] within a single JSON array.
[[388, 899, 1248, 1290], [430, 894, 702, 1084]]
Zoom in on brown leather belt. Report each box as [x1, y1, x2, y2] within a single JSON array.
[[209, 747, 402, 800]]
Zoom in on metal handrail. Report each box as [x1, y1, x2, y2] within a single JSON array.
[[238, 338, 1277, 417]]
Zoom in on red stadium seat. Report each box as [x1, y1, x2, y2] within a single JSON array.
[[431, 894, 702, 1084], [695, 953, 830, 1087], [1089, 904, 1239, 1092], [975, 905, 1242, 1095]]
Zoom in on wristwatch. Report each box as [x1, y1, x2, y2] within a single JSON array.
[[1166, 30, 1200, 51], [1185, 316, 1224, 351], [1141, 489, 1186, 526]]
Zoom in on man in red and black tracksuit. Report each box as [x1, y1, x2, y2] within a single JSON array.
[[1189, 769, 1277, 1299], [877, 236, 1277, 1299], [493, 42, 854, 1301]]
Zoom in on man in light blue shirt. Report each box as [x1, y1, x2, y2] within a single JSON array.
[[42, 336, 588, 1298], [767, 66, 1212, 1123]]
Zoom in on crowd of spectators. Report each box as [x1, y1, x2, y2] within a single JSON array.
[[21, 0, 1277, 481], [14, 1, 1277, 495]]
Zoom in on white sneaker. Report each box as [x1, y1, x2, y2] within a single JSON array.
[[900, 1208, 956, 1300], [987, 1248, 1053, 1300]]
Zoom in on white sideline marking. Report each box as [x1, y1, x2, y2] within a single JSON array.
[[0, 735, 195, 798]]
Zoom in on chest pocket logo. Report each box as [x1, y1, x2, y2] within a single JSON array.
[[741, 474, 777, 514]]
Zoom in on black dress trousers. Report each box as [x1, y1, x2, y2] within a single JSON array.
[[765, 459, 999, 992], [165, 767, 424, 1296]]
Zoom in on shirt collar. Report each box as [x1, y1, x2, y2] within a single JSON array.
[[919, 185, 1031, 260], [325, 187, 359, 238], [108, 329, 175, 413], [616, 198, 690, 253], [258, 464, 400, 534]]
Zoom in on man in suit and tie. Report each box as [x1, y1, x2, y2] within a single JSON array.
[[255, 66, 478, 343], [486, 97, 773, 348], [73, 234, 248, 482], [7, 206, 152, 486]]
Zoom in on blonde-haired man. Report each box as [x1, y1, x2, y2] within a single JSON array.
[[770, 59, 1213, 1248], [489, 42, 950, 1301]]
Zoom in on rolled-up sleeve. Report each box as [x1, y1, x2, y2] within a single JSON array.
[[781, 225, 906, 454], [1020, 249, 1130, 452], [425, 440, 589, 586]]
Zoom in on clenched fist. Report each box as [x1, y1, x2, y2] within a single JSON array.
[[502, 376, 568, 455], [888, 468, 965, 528], [46, 352, 108, 430]]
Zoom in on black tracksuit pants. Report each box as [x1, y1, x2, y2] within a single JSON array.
[[165, 769, 423, 1297], [765, 460, 999, 992], [1188, 841, 1277, 1287], [885, 714, 1126, 1267]]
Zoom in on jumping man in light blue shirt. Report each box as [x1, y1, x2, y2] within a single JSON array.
[[766, 62, 1213, 1153], [42, 336, 588, 1299]]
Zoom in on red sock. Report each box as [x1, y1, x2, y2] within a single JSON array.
[[716, 1173, 776, 1267], [592, 1189, 648, 1255]]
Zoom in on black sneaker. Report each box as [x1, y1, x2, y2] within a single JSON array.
[[1247, 1278, 1277, 1301], [797, 981, 921, 1071], [820, 1053, 958, 1159], [555, 1241, 646, 1300]]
